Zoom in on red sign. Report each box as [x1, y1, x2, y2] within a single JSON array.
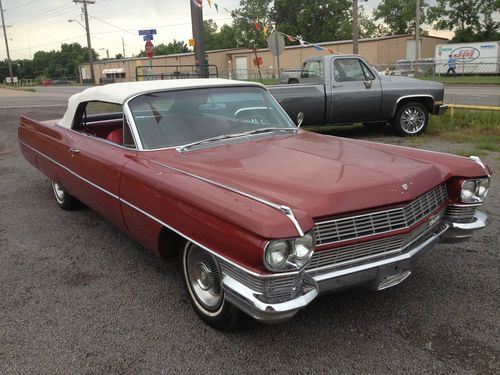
[[145, 40, 154, 59], [253, 57, 263, 66]]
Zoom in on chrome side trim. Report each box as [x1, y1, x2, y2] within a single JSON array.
[[19, 140, 119, 200], [119, 197, 300, 278], [19, 140, 299, 279], [470, 156, 490, 177], [150, 159, 306, 236], [392, 94, 435, 117]]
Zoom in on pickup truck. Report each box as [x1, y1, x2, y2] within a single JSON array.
[[268, 55, 448, 136]]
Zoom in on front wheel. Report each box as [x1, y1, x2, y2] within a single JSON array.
[[392, 102, 429, 136], [51, 180, 81, 210], [181, 242, 240, 330]]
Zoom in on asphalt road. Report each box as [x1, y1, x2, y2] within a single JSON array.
[[0, 90, 499, 374], [1, 83, 500, 108]]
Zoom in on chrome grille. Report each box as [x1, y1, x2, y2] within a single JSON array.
[[220, 261, 304, 303], [314, 184, 447, 246], [444, 205, 477, 223], [307, 215, 443, 274]]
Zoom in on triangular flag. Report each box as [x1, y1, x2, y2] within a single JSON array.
[[314, 45, 324, 51], [214, 3, 218, 12], [192, 0, 202, 8], [327, 48, 334, 54], [287, 35, 296, 42], [263, 26, 269, 33], [207, 0, 212, 7], [255, 23, 261, 31]]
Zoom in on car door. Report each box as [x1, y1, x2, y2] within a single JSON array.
[[65, 101, 138, 232], [330, 57, 382, 124]]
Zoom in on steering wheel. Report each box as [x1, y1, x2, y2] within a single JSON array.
[[234, 109, 269, 125]]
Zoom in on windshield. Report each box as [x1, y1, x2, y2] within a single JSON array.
[[127, 86, 296, 150]]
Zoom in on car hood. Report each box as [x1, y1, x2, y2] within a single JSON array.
[[151, 131, 486, 222]]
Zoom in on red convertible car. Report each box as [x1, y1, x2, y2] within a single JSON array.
[[18, 79, 490, 329]]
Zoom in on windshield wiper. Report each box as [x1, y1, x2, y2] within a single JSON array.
[[176, 127, 297, 152]]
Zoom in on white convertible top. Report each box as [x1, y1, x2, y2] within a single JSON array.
[[58, 78, 264, 129]]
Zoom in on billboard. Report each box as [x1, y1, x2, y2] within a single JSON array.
[[435, 42, 499, 74]]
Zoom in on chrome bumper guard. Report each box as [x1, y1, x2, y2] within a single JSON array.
[[221, 210, 488, 323], [433, 104, 448, 115]]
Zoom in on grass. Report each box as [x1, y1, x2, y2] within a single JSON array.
[[419, 75, 500, 85], [413, 109, 500, 154], [0, 85, 36, 92]]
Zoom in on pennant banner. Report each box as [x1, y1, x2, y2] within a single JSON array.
[[192, 0, 203, 8], [206, 1, 341, 56]]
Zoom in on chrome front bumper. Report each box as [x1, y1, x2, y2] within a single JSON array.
[[221, 210, 488, 323], [433, 104, 448, 115]]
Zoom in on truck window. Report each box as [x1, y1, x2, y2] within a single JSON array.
[[334, 58, 374, 82], [301, 60, 323, 79]]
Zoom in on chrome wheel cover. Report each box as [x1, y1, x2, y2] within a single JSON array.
[[400, 106, 426, 134], [185, 244, 223, 312], [51, 181, 65, 204]]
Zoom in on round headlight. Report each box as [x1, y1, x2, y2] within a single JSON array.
[[461, 180, 476, 203], [477, 179, 490, 199], [265, 241, 290, 269], [293, 232, 315, 259]]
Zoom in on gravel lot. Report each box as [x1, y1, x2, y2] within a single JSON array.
[[0, 104, 499, 374]]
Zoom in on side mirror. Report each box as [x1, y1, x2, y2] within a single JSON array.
[[297, 112, 304, 127], [363, 80, 372, 89]]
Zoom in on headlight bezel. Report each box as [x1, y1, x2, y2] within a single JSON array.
[[460, 178, 490, 203], [264, 231, 316, 272]]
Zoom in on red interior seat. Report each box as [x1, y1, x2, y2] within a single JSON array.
[[106, 129, 123, 145]]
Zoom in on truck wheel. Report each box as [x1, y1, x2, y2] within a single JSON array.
[[392, 102, 428, 136], [181, 241, 240, 330], [51, 180, 81, 210]]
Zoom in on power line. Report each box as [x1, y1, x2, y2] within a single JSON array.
[[4, 0, 43, 11]]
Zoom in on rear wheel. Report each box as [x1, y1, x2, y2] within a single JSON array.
[[51, 180, 81, 210], [181, 242, 239, 330], [392, 102, 428, 136]]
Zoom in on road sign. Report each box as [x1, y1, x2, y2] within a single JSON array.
[[145, 40, 154, 59], [143, 35, 154, 41], [268, 31, 285, 56], [138, 29, 157, 36]]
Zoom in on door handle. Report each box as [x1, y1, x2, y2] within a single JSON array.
[[69, 148, 80, 154], [332, 84, 343, 88]]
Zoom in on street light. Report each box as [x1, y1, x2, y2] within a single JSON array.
[[68, 18, 95, 84]]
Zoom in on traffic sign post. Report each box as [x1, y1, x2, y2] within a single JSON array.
[[268, 31, 285, 82], [138, 29, 157, 36]]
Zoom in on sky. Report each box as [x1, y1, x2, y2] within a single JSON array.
[[0, 0, 456, 61]]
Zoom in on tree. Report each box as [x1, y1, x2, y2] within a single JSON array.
[[231, 0, 273, 48], [373, 0, 428, 35], [135, 40, 190, 57], [427, 0, 500, 42], [273, 0, 353, 43], [204, 19, 238, 50]]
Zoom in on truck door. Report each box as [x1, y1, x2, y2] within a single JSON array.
[[330, 57, 382, 124]]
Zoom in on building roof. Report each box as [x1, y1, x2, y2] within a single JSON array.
[[59, 78, 263, 129]]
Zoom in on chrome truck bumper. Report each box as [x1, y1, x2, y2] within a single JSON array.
[[220, 210, 488, 323]]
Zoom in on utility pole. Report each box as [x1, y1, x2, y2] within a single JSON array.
[[73, 0, 95, 84], [122, 37, 126, 58], [352, 0, 359, 54], [0, 0, 14, 85], [415, 0, 421, 76], [190, 0, 207, 77]]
